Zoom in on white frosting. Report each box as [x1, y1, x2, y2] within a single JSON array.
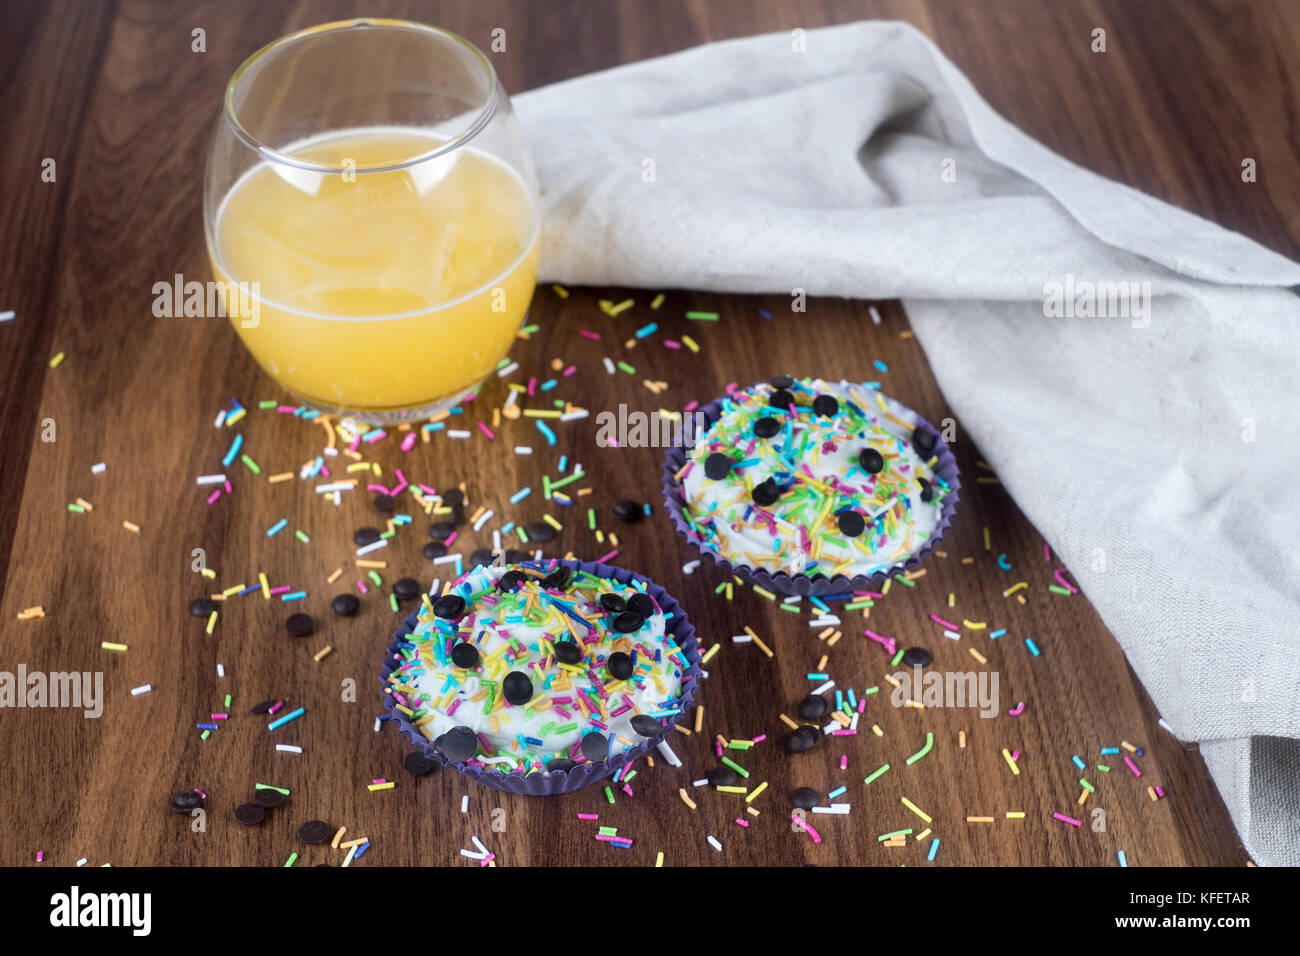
[[680, 378, 945, 578]]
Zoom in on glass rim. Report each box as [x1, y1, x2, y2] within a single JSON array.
[[222, 18, 500, 175]]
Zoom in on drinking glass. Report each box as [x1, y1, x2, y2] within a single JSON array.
[[204, 18, 540, 424]]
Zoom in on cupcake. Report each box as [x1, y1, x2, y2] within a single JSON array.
[[380, 557, 700, 795], [663, 375, 959, 595]]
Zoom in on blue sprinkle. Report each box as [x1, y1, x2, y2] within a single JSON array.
[[266, 518, 288, 537], [873, 359, 888, 373], [928, 838, 940, 862], [1025, 638, 1040, 656]]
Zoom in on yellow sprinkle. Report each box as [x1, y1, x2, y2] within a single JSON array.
[[339, 837, 370, 848], [331, 826, 347, 849], [75, 497, 94, 511], [608, 298, 634, 316], [326, 567, 343, 584], [259, 572, 270, 600], [967, 816, 995, 824], [1002, 582, 1028, 596], [268, 472, 294, 483], [1005, 811, 1026, 819], [916, 828, 932, 841], [751, 586, 777, 602], [694, 706, 704, 733], [745, 781, 768, 803], [551, 284, 569, 298], [742, 626, 773, 657], [983, 527, 991, 550], [900, 796, 932, 824], [542, 514, 563, 531], [871, 724, 883, 736], [959, 730, 967, 748], [681, 335, 699, 353], [122, 520, 141, 533], [205, 610, 217, 635], [313, 645, 333, 662], [716, 786, 748, 794], [100, 642, 128, 652], [355, 559, 387, 569], [678, 789, 697, 811], [367, 782, 395, 792], [1001, 748, 1020, 775], [49, 351, 65, 368], [968, 647, 988, 665], [655, 851, 664, 867], [1120, 740, 1138, 753], [779, 713, 799, 730], [962, 619, 986, 630]]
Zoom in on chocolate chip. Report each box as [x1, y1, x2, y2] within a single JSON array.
[[630, 714, 661, 737], [505, 549, 529, 563], [433, 594, 466, 619], [546, 757, 575, 773], [250, 699, 277, 715], [434, 725, 477, 763], [704, 452, 733, 481], [902, 646, 932, 668], [234, 803, 266, 826], [837, 511, 866, 538], [373, 493, 395, 512], [611, 500, 644, 523], [393, 577, 420, 600], [627, 592, 656, 618], [188, 598, 216, 618], [285, 613, 314, 637], [752, 477, 781, 507], [607, 652, 634, 680], [451, 642, 480, 669], [580, 732, 609, 762], [403, 752, 437, 776], [525, 520, 557, 542], [769, 388, 795, 410], [441, 489, 465, 507], [912, 426, 937, 457], [708, 766, 739, 787], [553, 640, 583, 664], [812, 394, 839, 417], [298, 820, 330, 844], [169, 790, 203, 814], [753, 416, 781, 439], [770, 374, 795, 389], [542, 566, 573, 590], [599, 592, 626, 613], [423, 542, 447, 560], [498, 569, 525, 592], [502, 671, 533, 705], [254, 788, 286, 809], [791, 787, 820, 810], [859, 448, 884, 474], [786, 726, 819, 753], [918, 477, 935, 503], [427, 522, 455, 541], [354, 526, 381, 546], [612, 611, 644, 634], [798, 694, 829, 720], [469, 548, 495, 568], [330, 594, 360, 617], [447, 504, 466, 526]]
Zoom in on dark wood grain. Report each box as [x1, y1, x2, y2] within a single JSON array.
[[2, 0, 1292, 867]]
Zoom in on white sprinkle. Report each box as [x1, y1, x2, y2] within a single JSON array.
[[373, 717, 382, 732], [943, 629, 961, 641], [602, 357, 616, 375], [342, 844, 358, 867], [811, 680, 836, 695], [214, 410, 226, 428], [513, 445, 533, 455], [472, 509, 494, 532], [461, 795, 469, 813], [1158, 717, 1173, 733], [459, 847, 486, 860], [808, 615, 841, 627], [323, 446, 338, 456], [849, 712, 860, 731], [76, 858, 87, 867], [471, 835, 490, 856], [217, 664, 225, 678], [812, 804, 851, 814], [707, 835, 723, 852], [822, 721, 839, 735], [692, 778, 710, 787], [656, 740, 682, 767], [447, 429, 472, 439], [503, 390, 519, 410], [427, 578, 440, 596], [196, 474, 227, 485], [731, 634, 752, 643], [781, 595, 802, 604], [869, 305, 882, 325], [492, 530, 501, 550], [682, 560, 701, 574], [315, 481, 354, 494], [497, 361, 519, 378], [0, 310, 15, 322], [130, 684, 152, 696], [276, 744, 303, 753], [91, 462, 107, 475], [433, 554, 461, 566], [560, 410, 588, 422], [356, 539, 388, 556]]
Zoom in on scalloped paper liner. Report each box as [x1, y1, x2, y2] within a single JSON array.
[[661, 385, 961, 597], [378, 557, 702, 796]]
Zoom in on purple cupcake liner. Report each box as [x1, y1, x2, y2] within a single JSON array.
[[661, 385, 961, 597], [378, 557, 702, 796]]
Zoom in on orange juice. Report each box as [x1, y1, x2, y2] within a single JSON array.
[[210, 127, 539, 414]]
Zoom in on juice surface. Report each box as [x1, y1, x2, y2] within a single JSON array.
[[212, 127, 539, 412]]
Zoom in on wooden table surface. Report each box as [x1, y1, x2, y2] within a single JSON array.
[[3, 0, 1293, 868]]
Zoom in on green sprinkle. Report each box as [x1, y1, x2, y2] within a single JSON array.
[[720, 756, 749, 779], [1049, 585, 1072, 596], [200, 730, 210, 740], [284, 852, 298, 867], [587, 508, 597, 531], [549, 469, 586, 491], [605, 786, 615, 805], [616, 361, 636, 376], [598, 826, 618, 836], [295, 530, 310, 543], [240, 453, 261, 474], [878, 828, 913, 841], [67, 503, 85, 513], [368, 571, 383, 586], [890, 649, 905, 667], [779, 603, 801, 613], [1080, 778, 1095, 793], [844, 600, 873, 611], [224, 694, 231, 708], [258, 400, 277, 409], [863, 686, 879, 695], [686, 311, 719, 320], [255, 783, 291, 794], [864, 763, 891, 784], [389, 593, 399, 613], [1097, 764, 1110, 772], [892, 574, 915, 588]]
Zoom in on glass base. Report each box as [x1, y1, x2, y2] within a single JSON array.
[[289, 378, 486, 428]]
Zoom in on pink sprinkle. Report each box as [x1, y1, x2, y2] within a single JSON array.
[[1053, 567, 1078, 594], [36, 851, 43, 862], [622, 783, 634, 797], [364, 430, 386, 444], [832, 729, 857, 736], [1011, 749, 1021, 761], [864, 629, 897, 655], [392, 470, 408, 493], [366, 483, 388, 494], [840, 755, 848, 770], [268, 701, 283, 714], [595, 549, 619, 564], [224, 480, 232, 493], [715, 741, 724, 758], [447, 699, 461, 716], [595, 833, 627, 843], [663, 340, 681, 349], [734, 817, 750, 827], [1053, 812, 1082, 827], [577, 813, 599, 821], [527, 377, 536, 397], [445, 531, 458, 547], [419, 484, 438, 496], [1124, 755, 1142, 777], [210, 713, 227, 720], [1007, 701, 1025, 716], [277, 405, 296, 413], [269, 586, 290, 595], [1044, 543, 1051, 562], [930, 614, 960, 631], [206, 489, 222, 505], [479, 854, 495, 866], [478, 422, 496, 440], [791, 813, 822, 843], [857, 699, 867, 713], [320, 464, 331, 478], [1155, 785, 1165, 798], [683, 400, 699, 413], [752, 734, 766, 744], [562, 365, 577, 377], [357, 580, 368, 594], [578, 329, 600, 340], [723, 381, 739, 395], [400, 433, 416, 453], [371, 778, 386, 785]]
